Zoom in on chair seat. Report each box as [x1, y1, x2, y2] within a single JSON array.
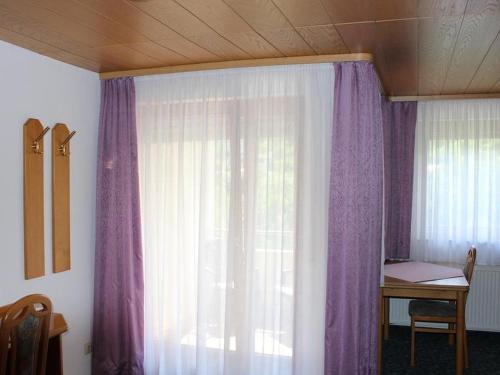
[[408, 300, 456, 318]]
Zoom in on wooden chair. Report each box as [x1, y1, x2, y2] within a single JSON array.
[[409, 247, 476, 368], [0, 294, 52, 375]]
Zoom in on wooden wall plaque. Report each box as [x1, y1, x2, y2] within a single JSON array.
[[23, 119, 47, 279], [52, 123, 72, 273]]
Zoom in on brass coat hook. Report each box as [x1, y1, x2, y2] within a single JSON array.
[[58, 131, 76, 156], [32, 127, 50, 154]]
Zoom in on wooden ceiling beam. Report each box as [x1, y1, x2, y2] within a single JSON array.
[[99, 52, 373, 79], [389, 93, 500, 102]]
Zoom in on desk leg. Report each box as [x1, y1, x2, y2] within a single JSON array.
[[456, 292, 465, 375], [384, 297, 390, 340], [46, 335, 63, 375], [378, 289, 383, 375]]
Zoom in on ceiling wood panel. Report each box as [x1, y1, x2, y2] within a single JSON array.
[[335, 22, 375, 52], [32, 0, 196, 67], [154, 38, 219, 62], [0, 25, 58, 55], [271, 0, 332, 27], [76, 0, 223, 62], [123, 41, 192, 65], [222, 0, 294, 30], [0, 0, 499, 97], [466, 32, 500, 93], [491, 78, 500, 92], [296, 25, 348, 54], [1, 0, 117, 47], [0, 2, 145, 71], [255, 28, 316, 56], [376, 19, 418, 96], [0, 25, 105, 71], [442, 0, 500, 93], [222, 0, 315, 55], [376, 0, 417, 20], [173, 0, 282, 58], [130, 0, 250, 59], [46, 50, 106, 71], [71, 44, 165, 69], [23, 0, 149, 44], [417, 0, 468, 17], [336, 21, 393, 93], [75, 0, 184, 41], [0, 4, 118, 69], [418, 16, 463, 94], [320, 0, 375, 23]]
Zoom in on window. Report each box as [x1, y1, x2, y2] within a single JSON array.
[[411, 99, 500, 265], [136, 65, 334, 374]]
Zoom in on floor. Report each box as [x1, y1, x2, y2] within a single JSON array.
[[382, 325, 500, 375]]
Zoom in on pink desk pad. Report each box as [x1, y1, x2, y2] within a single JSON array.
[[384, 261, 464, 283]]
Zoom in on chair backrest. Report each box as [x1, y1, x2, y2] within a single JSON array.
[[0, 294, 52, 375], [463, 247, 477, 284]]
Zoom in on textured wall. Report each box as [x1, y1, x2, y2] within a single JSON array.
[[0, 40, 99, 375]]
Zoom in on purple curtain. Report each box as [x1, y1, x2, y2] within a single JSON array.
[[325, 62, 384, 375], [92, 78, 144, 375], [382, 99, 417, 259]]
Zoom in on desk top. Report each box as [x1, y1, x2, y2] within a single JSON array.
[[385, 261, 464, 283], [383, 261, 469, 291], [49, 313, 68, 337], [0, 304, 67, 338]]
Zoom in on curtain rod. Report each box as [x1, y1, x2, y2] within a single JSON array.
[[389, 93, 500, 102], [99, 53, 373, 80]]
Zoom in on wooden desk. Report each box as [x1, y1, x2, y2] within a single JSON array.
[[46, 313, 68, 375], [0, 305, 68, 375], [379, 265, 469, 375]]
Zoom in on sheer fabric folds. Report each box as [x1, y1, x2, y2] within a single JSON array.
[[411, 99, 500, 265], [136, 65, 334, 375]]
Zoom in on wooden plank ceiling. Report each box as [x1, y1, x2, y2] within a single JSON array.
[[0, 0, 499, 96]]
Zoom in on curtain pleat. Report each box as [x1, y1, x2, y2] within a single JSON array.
[[382, 99, 417, 259], [325, 62, 384, 375], [92, 77, 144, 375]]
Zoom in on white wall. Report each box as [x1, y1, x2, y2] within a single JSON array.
[[0, 41, 99, 375]]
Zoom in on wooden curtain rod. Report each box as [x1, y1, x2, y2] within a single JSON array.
[[389, 93, 500, 102], [99, 53, 373, 79]]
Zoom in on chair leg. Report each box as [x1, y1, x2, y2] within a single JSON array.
[[448, 323, 455, 345], [464, 327, 469, 368], [384, 297, 390, 340], [410, 317, 416, 367], [448, 301, 455, 346]]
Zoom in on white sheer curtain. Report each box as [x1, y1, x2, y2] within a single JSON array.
[[135, 64, 334, 375], [411, 99, 500, 265]]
